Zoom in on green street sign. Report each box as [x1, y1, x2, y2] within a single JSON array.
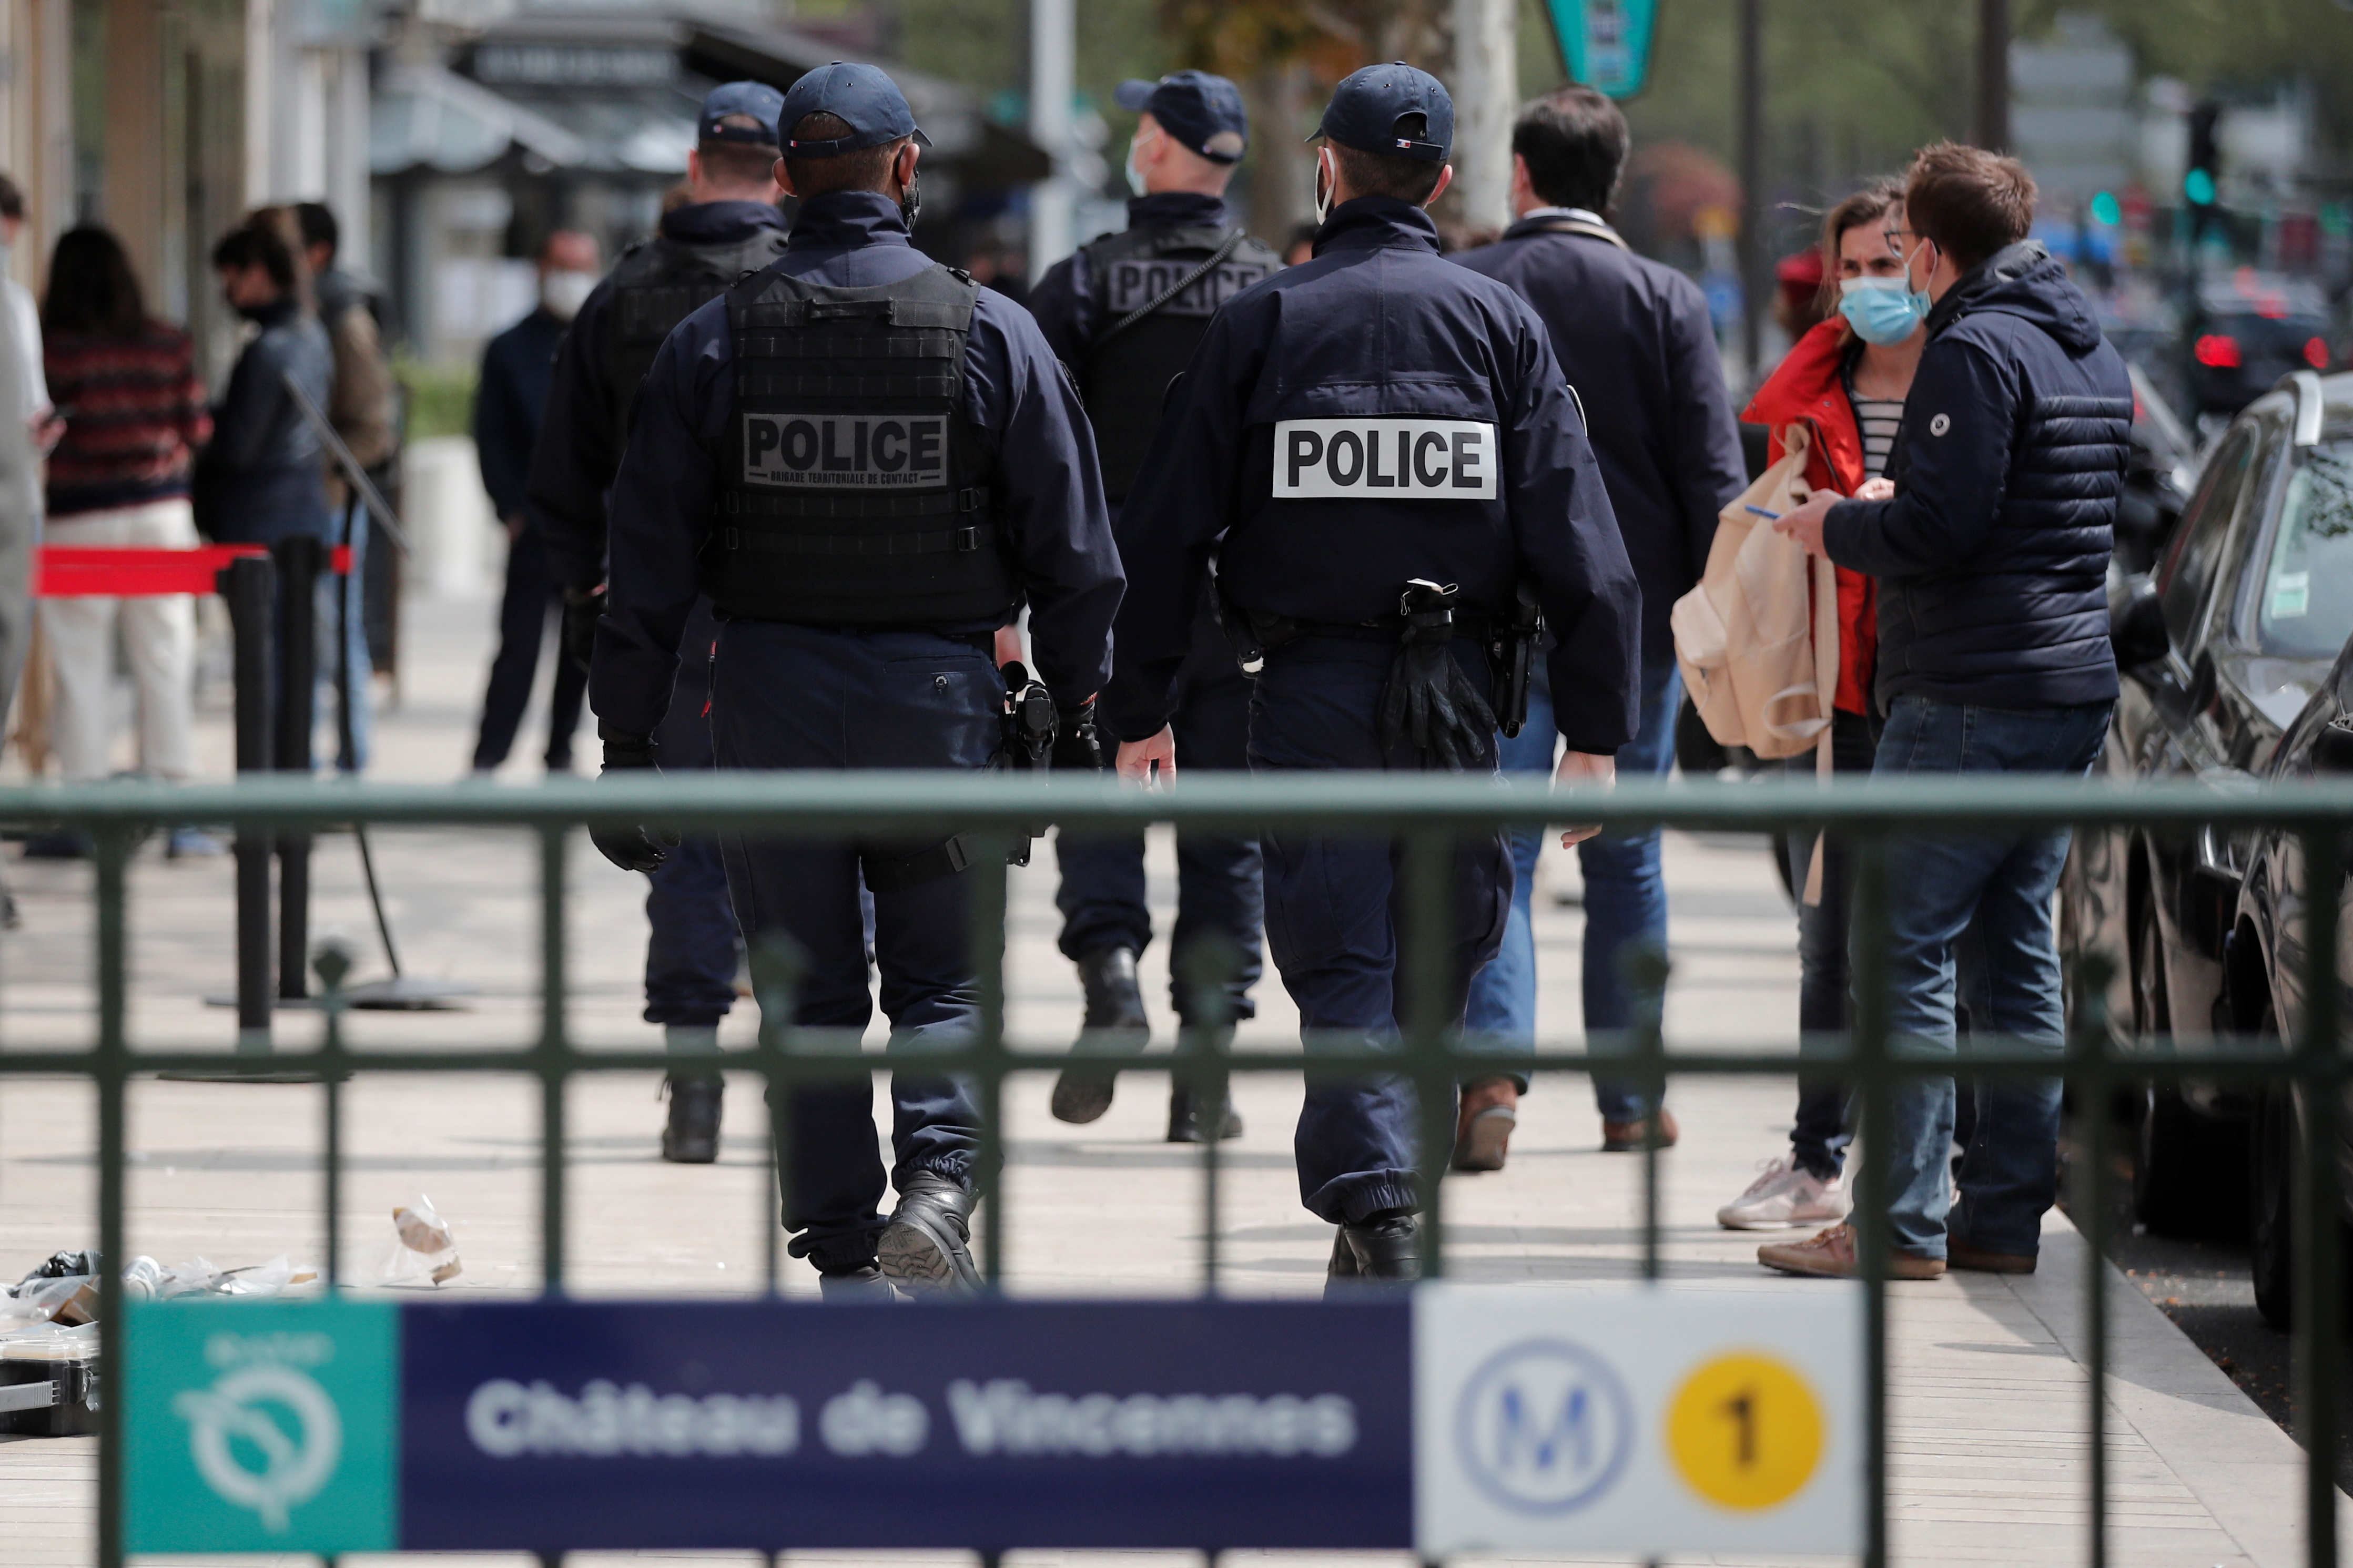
[[1543, 0, 1659, 99], [124, 1297, 400, 1554]]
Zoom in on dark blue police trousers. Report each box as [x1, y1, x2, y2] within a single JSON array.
[[711, 619, 990, 1272], [1056, 606, 1264, 1019], [644, 600, 739, 1034], [1250, 635, 1513, 1226]]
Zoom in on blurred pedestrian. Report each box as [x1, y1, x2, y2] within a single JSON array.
[[1714, 181, 1923, 1230], [1449, 86, 1747, 1166], [1762, 145, 2130, 1279], [469, 230, 600, 778], [0, 184, 36, 919], [1027, 69, 1279, 1142], [1282, 222, 1317, 267], [32, 228, 215, 857], [293, 202, 392, 759], [0, 176, 56, 443], [197, 217, 359, 773]]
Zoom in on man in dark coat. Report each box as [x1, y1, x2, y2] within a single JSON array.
[[1764, 142, 2131, 1280], [469, 230, 601, 776], [1449, 86, 1747, 1162]]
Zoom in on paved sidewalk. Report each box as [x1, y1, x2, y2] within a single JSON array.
[[0, 593, 2334, 1565]]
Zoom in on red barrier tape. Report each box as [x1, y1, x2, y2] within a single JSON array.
[[35, 544, 353, 597]]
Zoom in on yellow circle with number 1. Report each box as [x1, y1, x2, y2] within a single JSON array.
[[1665, 1352, 1824, 1510]]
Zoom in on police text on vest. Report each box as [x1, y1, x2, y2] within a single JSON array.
[[743, 413, 948, 490], [1273, 419, 1496, 500]]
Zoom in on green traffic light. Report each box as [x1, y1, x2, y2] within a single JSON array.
[[2090, 191, 2122, 227], [2185, 168, 2217, 206]]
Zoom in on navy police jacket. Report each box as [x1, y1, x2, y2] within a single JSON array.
[[1451, 213, 1747, 666], [591, 190, 1125, 739], [528, 200, 787, 596], [1103, 197, 1641, 755], [1824, 242, 2128, 710], [1027, 191, 1236, 363]]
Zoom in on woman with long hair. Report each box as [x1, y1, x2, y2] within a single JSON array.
[[1715, 180, 1930, 1230], [31, 226, 214, 854]]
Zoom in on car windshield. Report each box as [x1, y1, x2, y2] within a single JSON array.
[[2256, 440, 2353, 658]]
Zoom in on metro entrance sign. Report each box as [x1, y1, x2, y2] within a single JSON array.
[[124, 1287, 1859, 1557]]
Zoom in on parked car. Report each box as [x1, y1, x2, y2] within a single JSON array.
[[2186, 269, 2334, 422], [2061, 369, 2352, 1234], [2114, 363, 2202, 576]]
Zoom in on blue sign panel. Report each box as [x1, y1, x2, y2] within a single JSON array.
[[1543, 0, 1659, 99], [399, 1298, 1412, 1552]]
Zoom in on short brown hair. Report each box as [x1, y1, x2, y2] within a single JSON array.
[[783, 113, 905, 198], [697, 114, 781, 190], [1903, 142, 2035, 272], [1510, 86, 1628, 212], [1331, 139, 1444, 208]]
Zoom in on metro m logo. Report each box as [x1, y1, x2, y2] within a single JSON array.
[[1452, 1340, 1631, 1515]]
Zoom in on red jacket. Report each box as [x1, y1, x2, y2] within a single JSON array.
[[1742, 319, 1877, 715]]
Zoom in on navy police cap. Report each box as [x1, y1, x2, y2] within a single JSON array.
[[1311, 61, 1453, 162], [778, 62, 930, 157], [1113, 70, 1249, 164], [698, 80, 784, 147]]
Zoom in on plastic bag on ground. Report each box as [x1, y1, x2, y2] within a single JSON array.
[[386, 1195, 463, 1286]]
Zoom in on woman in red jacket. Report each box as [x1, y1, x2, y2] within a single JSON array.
[[1716, 180, 1929, 1231]]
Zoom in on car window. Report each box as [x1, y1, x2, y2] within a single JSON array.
[[2254, 440, 2353, 659], [2160, 427, 2256, 647]]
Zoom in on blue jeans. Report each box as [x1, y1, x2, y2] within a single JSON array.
[[1869, 695, 2110, 1259], [1461, 667, 1555, 1093], [1579, 660, 1682, 1123]]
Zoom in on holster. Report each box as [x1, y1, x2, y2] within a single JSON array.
[[1488, 577, 1545, 740], [1209, 571, 1300, 677], [999, 661, 1058, 867]]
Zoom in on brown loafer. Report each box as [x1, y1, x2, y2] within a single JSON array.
[[1758, 1222, 1945, 1280], [1452, 1077, 1519, 1173], [1948, 1238, 2036, 1274], [1600, 1107, 1679, 1152]]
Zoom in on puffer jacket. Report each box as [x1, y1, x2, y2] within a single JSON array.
[[1823, 241, 2130, 709]]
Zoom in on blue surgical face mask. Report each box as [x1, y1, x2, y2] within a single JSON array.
[[1838, 275, 1929, 346], [1124, 129, 1157, 198]]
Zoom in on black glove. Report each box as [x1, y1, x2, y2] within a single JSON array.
[[561, 586, 605, 674], [1050, 697, 1105, 772], [590, 727, 681, 873], [1376, 579, 1498, 772]]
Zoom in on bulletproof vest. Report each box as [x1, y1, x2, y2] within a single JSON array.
[[703, 262, 1013, 627], [602, 225, 790, 444], [1078, 224, 1278, 501]]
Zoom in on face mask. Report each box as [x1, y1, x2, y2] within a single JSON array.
[[1124, 130, 1153, 198], [1313, 148, 1335, 225], [897, 168, 922, 231], [540, 270, 595, 323], [1838, 275, 1929, 346]]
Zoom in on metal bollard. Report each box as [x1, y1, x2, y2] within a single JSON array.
[[272, 534, 322, 1002], [217, 555, 277, 1050]]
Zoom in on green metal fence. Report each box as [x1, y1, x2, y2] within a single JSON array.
[[7, 770, 2348, 1567]]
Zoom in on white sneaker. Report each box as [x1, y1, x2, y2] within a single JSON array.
[[1717, 1154, 1846, 1230]]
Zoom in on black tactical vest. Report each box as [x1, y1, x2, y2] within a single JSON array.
[[704, 262, 1013, 627], [1078, 224, 1278, 501], [603, 225, 790, 445]]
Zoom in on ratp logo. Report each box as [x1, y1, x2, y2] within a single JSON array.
[[1452, 1338, 1633, 1514], [170, 1333, 343, 1532]]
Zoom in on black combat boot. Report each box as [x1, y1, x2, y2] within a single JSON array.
[[1050, 947, 1149, 1124], [1325, 1210, 1422, 1295], [878, 1170, 983, 1292], [1165, 1083, 1244, 1142], [661, 1076, 724, 1164]]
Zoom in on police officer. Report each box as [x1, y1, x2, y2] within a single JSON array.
[[528, 82, 793, 1165], [1026, 70, 1279, 1143], [1104, 64, 1640, 1287], [590, 63, 1122, 1296]]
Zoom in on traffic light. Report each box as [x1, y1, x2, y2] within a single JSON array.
[[2186, 100, 2222, 237]]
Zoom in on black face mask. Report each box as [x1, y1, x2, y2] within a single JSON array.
[[897, 170, 922, 231], [229, 296, 279, 324]]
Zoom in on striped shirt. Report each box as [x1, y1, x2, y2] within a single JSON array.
[[1851, 393, 1904, 481], [43, 322, 212, 518]]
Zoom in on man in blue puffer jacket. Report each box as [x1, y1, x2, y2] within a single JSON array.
[[1763, 142, 2131, 1280]]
